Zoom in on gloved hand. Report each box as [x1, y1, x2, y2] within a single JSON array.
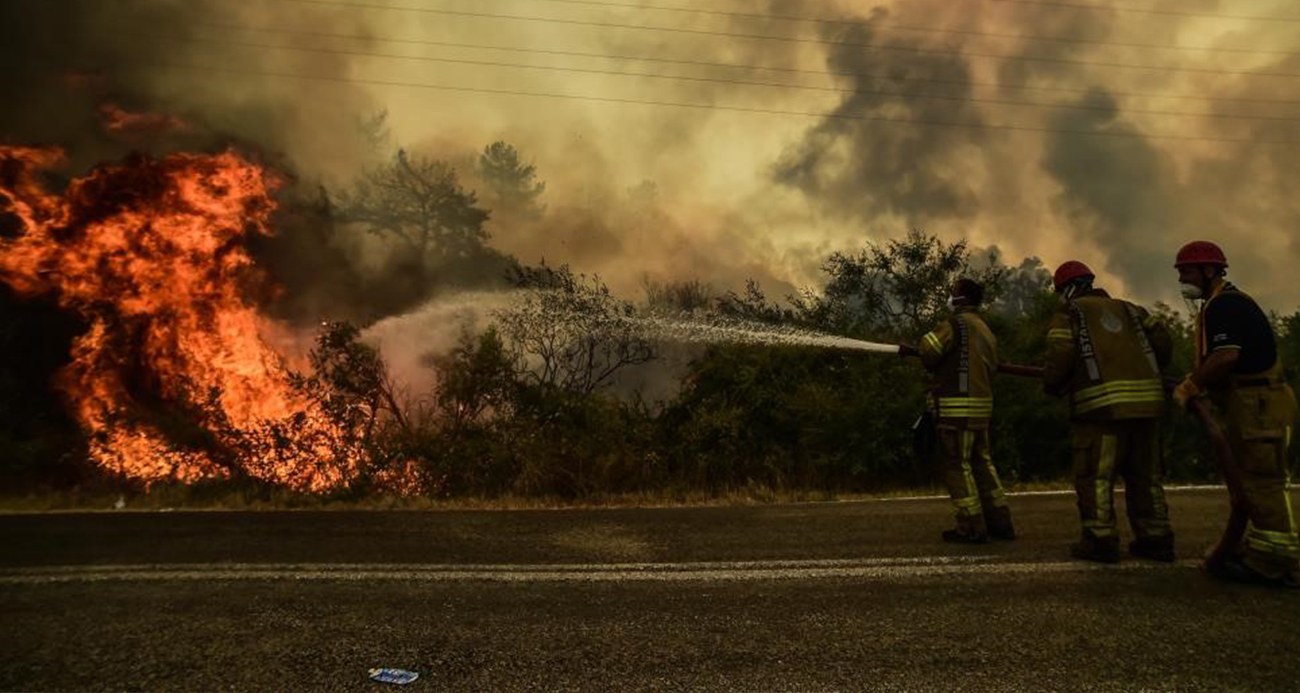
[[898, 344, 919, 358], [1172, 376, 1201, 408]]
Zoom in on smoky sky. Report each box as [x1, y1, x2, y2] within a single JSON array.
[[772, 6, 991, 222], [767, 0, 1300, 309], [0, 0, 381, 173], [4, 0, 1300, 314], [1, 0, 198, 167], [1039, 88, 1179, 299]]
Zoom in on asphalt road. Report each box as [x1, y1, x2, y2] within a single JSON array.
[[2, 488, 1299, 692]]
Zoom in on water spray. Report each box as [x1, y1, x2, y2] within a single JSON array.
[[630, 314, 1059, 379], [628, 314, 903, 354]]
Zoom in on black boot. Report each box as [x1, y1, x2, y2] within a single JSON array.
[[985, 507, 1016, 541], [1206, 555, 1300, 589], [1071, 536, 1120, 564], [1129, 536, 1175, 563], [989, 525, 1017, 541], [942, 528, 990, 544]]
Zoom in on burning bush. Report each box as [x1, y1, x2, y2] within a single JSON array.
[[0, 146, 377, 491]]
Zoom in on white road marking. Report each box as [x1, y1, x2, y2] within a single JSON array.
[[0, 557, 1200, 585]]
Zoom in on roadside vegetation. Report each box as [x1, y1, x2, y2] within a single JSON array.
[[4, 123, 1298, 508]]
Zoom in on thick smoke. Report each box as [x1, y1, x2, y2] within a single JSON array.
[[362, 291, 515, 400], [1, 0, 380, 172], [772, 5, 993, 223], [768, 0, 1300, 308], [6, 0, 1299, 319], [1040, 88, 1181, 299]]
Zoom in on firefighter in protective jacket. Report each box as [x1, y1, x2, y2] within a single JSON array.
[[1045, 261, 1175, 563], [1172, 241, 1299, 587], [911, 278, 1015, 543]]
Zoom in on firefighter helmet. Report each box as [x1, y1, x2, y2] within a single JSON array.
[[1053, 261, 1095, 293], [1174, 241, 1228, 269]]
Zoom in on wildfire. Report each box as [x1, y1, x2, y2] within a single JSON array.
[[98, 104, 190, 138], [0, 145, 358, 490]]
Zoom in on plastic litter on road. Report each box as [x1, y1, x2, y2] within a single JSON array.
[[369, 668, 419, 685]]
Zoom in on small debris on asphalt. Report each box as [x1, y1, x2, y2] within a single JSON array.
[[369, 668, 419, 685]]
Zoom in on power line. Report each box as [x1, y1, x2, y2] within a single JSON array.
[[138, 60, 1299, 145], [527, 0, 1300, 57], [191, 22, 1300, 107], [167, 32, 1300, 123], [266, 0, 1300, 78], [980, 0, 1300, 22]]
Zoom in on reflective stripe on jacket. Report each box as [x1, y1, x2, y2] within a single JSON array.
[[1045, 292, 1165, 421], [919, 309, 997, 427]]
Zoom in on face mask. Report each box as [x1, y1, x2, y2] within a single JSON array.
[[947, 296, 960, 310], [1179, 282, 1204, 300]]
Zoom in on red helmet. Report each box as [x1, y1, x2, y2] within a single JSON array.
[[1174, 241, 1228, 269], [1053, 261, 1095, 292]]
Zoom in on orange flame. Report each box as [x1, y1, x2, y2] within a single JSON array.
[[0, 145, 358, 490]]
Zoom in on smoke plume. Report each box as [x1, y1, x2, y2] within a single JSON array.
[[6, 0, 1300, 317]]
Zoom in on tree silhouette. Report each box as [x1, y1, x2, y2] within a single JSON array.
[[479, 141, 546, 218], [338, 148, 490, 262], [795, 230, 1007, 341]]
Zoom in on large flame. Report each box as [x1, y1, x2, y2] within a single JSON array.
[[0, 145, 356, 490]]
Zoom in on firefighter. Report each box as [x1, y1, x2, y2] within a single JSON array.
[[1171, 241, 1299, 587], [1045, 261, 1175, 563], [905, 278, 1014, 543]]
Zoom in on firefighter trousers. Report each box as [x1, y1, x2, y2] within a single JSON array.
[[937, 424, 1012, 536], [1070, 418, 1173, 542], [1219, 382, 1300, 580]]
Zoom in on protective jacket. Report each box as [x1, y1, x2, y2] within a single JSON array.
[[1045, 289, 1171, 421], [918, 308, 997, 428]]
